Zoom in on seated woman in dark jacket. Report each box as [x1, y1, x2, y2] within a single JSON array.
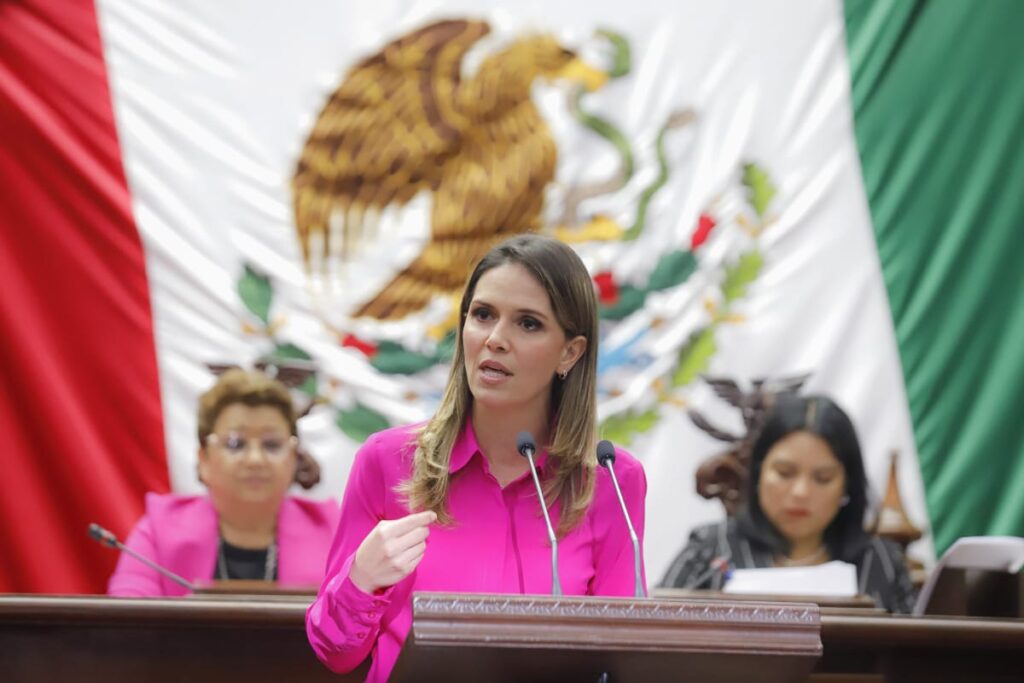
[[661, 394, 916, 613]]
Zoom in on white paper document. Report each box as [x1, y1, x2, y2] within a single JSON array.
[[929, 536, 1024, 573], [723, 560, 859, 597]]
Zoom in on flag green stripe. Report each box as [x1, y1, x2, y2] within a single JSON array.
[[845, 0, 1024, 553]]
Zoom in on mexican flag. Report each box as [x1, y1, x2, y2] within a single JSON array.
[[2, 0, 1021, 593]]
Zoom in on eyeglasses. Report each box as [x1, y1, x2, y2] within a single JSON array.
[[205, 433, 297, 459]]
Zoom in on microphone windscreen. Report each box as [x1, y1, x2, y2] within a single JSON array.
[[88, 523, 117, 548], [516, 431, 536, 457], [596, 439, 616, 467]]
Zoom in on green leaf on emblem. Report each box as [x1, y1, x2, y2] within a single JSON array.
[[599, 285, 647, 320], [266, 343, 317, 396], [372, 341, 440, 375], [238, 264, 272, 325], [599, 408, 660, 446], [673, 327, 717, 388], [336, 404, 390, 443], [742, 163, 776, 219], [270, 342, 311, 361], [296, 376, 317, 397], [721, 250, 763, 303], [646, 250, 697, 292]]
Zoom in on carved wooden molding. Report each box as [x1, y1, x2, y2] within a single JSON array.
[[411, 593, 822, 656], [414, 593, 818, 623]]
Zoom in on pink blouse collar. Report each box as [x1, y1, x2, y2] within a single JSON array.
[[449, 419, 551, 474]]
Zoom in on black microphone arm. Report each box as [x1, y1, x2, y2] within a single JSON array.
[[687, 523, 733, 590], [516, 431, 562, 596], [688, 554, 732, 591], [596, 440, 644, 598], [88, 522, 195, 591]]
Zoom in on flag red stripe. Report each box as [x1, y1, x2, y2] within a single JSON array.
[[0, 0, 168, 593]]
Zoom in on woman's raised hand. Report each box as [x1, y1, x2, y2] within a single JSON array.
[[349, 510, 436, 594]]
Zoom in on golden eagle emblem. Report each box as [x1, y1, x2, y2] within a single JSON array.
[[292, 19, 607, 320]]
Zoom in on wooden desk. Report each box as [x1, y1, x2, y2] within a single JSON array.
[[0, 593, 362, 682], [2, 594, 1022, 682], [815, 611, 1024, 683], [656, 589, 1024, 681]]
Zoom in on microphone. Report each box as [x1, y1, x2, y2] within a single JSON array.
[[88, 523, 195, 591], [596, 440, 644, 598], [516, 431, 562, 596], [688, 554, 732, 591]]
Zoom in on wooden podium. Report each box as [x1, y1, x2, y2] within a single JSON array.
[[390, 592, 822, 682]]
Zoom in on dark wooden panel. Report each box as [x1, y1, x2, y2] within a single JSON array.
[[0, 594, 364, 683], [817, 613, 1024, 683], [3, 593, 1023, 683]]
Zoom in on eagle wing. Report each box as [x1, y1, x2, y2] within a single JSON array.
[[687, 408, 743, 443], [702, 376, 745, 408], [292, 19, 491, 268], [758, 372, 812, 396]]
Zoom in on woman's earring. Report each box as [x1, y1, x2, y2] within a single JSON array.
[[558, 369, 568, 380], [840, 494, 850, 507]]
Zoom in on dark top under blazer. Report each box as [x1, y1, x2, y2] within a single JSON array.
[[660, 519, 917, 613]]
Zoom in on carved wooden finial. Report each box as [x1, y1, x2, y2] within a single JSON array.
[[872, 449, 922, 547]]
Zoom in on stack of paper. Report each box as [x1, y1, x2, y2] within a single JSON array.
[[723, 561, 859, 597]]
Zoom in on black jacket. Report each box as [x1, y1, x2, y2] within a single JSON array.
[[660, 519, 917, 613]]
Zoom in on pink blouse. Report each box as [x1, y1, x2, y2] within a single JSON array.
[[306, 421, 647, 682], [107, 493, 339, 596]]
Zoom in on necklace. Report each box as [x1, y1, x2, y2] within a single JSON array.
[[216, 536, 277, 581], [777, 546, 829, 567]]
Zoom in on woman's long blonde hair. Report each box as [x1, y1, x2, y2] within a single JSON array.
[[399, 234, 600, 535]]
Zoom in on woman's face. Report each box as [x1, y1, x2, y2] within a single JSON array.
[[462, 262, 585, 414], [758, 430, 847, 549], [198, 402, 297, 508]]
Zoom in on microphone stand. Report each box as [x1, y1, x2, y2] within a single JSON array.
[[597, 440, 644, 598], [517, 432, 562, 596], [89, 523, 195, 591]]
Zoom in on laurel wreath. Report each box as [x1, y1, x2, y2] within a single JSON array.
[[599, 162, 776, 445]]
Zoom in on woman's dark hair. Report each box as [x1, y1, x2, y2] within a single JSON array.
[[738, 394, 870, 561]]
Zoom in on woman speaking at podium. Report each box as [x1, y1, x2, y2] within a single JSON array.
[[307, 235, 648, 682], [107, 369, 339, 596]]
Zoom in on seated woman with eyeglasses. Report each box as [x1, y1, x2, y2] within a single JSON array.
[[660, 394, 916, 613], [107, 368, 339, 596]]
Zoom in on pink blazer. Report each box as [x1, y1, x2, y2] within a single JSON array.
[[108, 493, 339, 597]]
